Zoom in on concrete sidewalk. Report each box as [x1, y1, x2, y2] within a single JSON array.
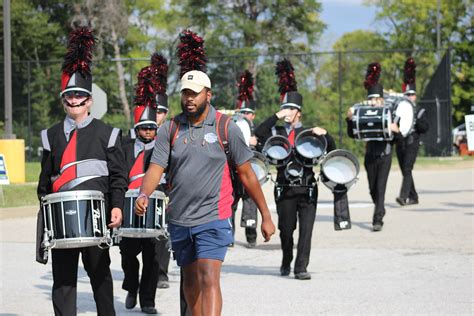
[[0, 167, 472, 315]]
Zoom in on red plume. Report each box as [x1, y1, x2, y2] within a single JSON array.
[[62, 27, 96, 77], [150, 53, 168, 95], [176, 30, 207, 78], [276, 58, 298, 97], [364, 62, 381, 90], [236, 70, 254, 109], [403, 57, 416, 85], [134, 66, 155, 108]]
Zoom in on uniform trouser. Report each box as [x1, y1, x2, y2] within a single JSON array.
[[364, 153, 392, 225], [51, 247, 114, 316], [120, 237, 158, 308], [276, 189, 317, 274], [155, 239, 171, 282], [396, 140, 420, 200], [333, 190, 351, 230], [231, 195, 258, 243]]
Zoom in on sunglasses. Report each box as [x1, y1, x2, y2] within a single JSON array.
[[405, 93, 416, 97], [63, 91, 91, 98]]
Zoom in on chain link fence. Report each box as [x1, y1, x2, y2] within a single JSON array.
[[1, 48, 451, 161]]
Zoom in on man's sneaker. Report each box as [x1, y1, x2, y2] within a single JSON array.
[[372, 223, 383, 232], [294, 272, 311, 280], [125, 292, 137, 309], [280, 266, 290, 276], [396, 197, 407, 206], [141, 306, 158, 314]]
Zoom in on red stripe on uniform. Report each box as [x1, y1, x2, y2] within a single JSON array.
[[53, 130, 77, 192], [217, 162, 233, 219], [128, 151, 145, 189]]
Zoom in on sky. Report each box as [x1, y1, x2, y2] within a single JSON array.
[[319, 0, 380, 50]]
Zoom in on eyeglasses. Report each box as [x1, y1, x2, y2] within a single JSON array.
[[63, 90, 91, 98], [405, 93, 416, 97]]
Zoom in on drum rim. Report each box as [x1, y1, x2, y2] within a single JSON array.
[[42, 190, 104, 204], [262, 135, 293, 161], [321, 149, 360, 184], [294, 128, 327, 159], [125, 189, 166, 199]]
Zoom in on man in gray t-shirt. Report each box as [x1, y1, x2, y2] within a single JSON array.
[[135, 70, 275, 315]]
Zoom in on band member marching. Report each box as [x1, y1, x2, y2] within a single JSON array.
[[346, 62, 400, 231], [36, 27, 127, 315], [395, 57, 429, 206], [230, 70, 260, 248], [254, 58, 336, 280], [120, 53, 170, 314]]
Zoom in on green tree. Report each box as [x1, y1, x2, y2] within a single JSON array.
[[367, 0, 473, 124]]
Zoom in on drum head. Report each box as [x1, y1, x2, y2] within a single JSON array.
[[250, 151, 269, 185], [263, 135, 292, 166], [294, 129, 327, 166], [322, 150, 359, 185], [232, 114, 252, 146], [394, 99, 415, 137]]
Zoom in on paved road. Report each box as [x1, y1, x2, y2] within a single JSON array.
[[0, 166, 472, 315]]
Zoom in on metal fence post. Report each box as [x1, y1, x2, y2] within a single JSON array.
[[27, 60, 31, 161], [338, 51, 343, 147]]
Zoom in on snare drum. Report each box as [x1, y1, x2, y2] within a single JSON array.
[[320, 150, 359, 192], [118, 189, 167, 238], [352, 105, 392, 141], [41, 190, 109, 249]]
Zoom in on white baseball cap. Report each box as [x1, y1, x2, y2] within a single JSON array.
[[180, 70, 211, 93]]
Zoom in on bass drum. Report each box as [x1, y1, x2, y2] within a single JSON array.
[[385, 95, 415, 137], [232, 113, 252, 146], [320, 149, 359, 192], [352, 105, 392, 141], [250, 150, 269, 185]]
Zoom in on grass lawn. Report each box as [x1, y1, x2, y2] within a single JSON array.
[[0, 183, 38, 208]]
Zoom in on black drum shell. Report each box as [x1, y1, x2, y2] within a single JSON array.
[[120, 189, 167, 238], [352, 105, 392, 141]]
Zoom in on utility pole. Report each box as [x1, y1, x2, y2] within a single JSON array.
[[3, 0, 15, 139], [437, 0, 441, 52]]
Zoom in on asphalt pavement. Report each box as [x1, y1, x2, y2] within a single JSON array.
[[0, 165, 472, 315]]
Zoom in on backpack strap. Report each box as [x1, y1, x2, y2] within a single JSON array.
[[215, 111, 231, 156], [169, 117, 180, 147]]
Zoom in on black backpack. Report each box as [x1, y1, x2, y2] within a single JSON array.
[[168, 111, 243, 198]]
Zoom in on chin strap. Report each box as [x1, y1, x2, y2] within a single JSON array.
[[63, 97, 90, 108]]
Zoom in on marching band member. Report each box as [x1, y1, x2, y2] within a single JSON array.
[[36, 27, 127, 315], [230, 70, 260, 248], [395, 57, 429, 206], [346, 62, 399, 231], [255, 59, 336, 280], [120, 54, 169, 314]]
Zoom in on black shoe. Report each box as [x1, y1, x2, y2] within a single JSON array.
[[280, 266, 291, 276], [141, 306, 158, 314], [125, 292, 137, 309], [372, 223, 383, 232], [406, 198, 419, 205], [157, 279, 169, 289], [228, 242, 234, 248], [396, 197, 407, 206], [246, 241, 256, 248], [294, 272, 311, 280]]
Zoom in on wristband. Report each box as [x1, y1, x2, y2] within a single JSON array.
[[137, 193, 149, 201]]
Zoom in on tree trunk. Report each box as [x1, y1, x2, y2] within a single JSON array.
[[110, 25, 131, 125]]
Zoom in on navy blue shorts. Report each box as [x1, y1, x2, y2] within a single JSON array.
[[168, 218, 234, 267]]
